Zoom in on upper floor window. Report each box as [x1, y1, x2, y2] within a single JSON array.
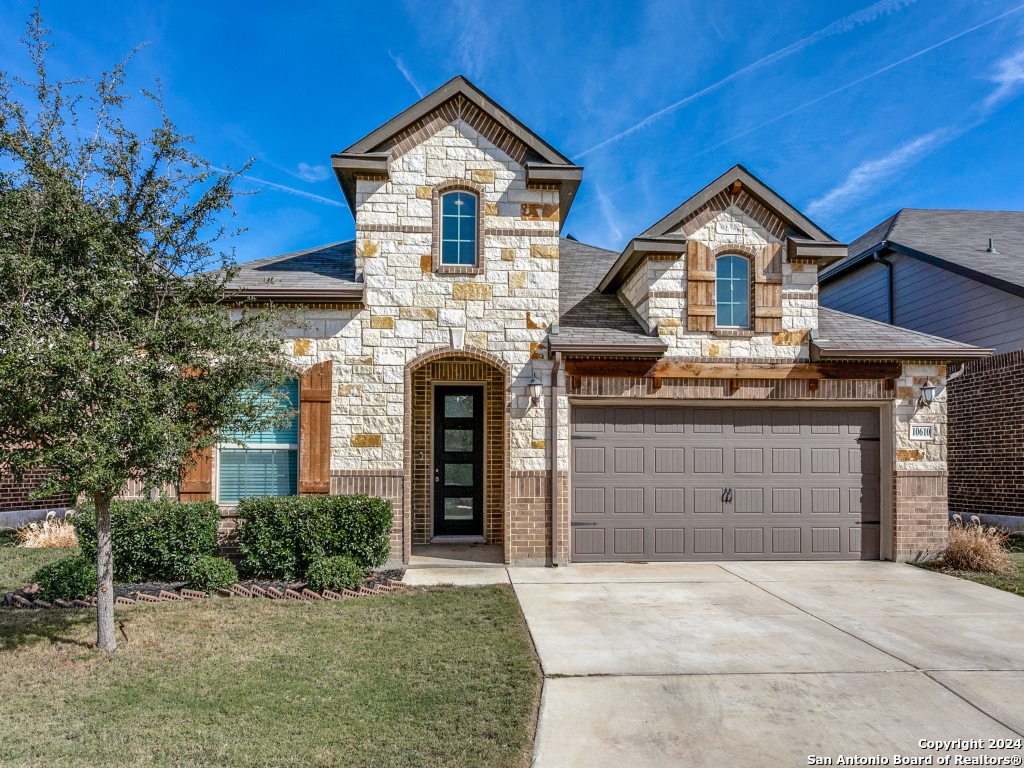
[[716, 254, 750, 328], [440, 190, 478, 266], [218, 380, 298, 503]]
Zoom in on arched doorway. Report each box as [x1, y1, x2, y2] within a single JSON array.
[[403, 347, 510, 563]]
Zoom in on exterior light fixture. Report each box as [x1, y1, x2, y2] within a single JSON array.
[[528, 373, 542, 406], [917, 380, 937, 409]]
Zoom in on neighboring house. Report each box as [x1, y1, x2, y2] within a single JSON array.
[[820, 209, 1023, 520], [91, 76, 987, 564]]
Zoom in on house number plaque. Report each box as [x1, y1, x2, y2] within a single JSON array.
[[909, 423, 934, 441]]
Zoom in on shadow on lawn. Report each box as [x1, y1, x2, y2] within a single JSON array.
[[0, 608, 97, 650]]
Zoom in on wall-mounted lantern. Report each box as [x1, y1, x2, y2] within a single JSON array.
[[528, 373, 542, 406], [917, 379, 937, 409]]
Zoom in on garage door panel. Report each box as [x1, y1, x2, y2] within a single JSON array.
[[694, 488, 724, 514], [693, 448, 723, 473], [574, 446, 605, 473], [613, 447, 644, 473], [655, 488, 685, 514], [613, 487, 644, 515], [571, 406, 881, 562]]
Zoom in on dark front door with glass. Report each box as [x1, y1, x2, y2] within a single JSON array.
[[433, 386, 484, 537]]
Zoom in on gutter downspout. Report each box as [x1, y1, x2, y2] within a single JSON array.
[[872, 249, 894, 325], [550, 351, 562, 567]]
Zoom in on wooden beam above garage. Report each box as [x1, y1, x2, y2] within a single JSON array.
[[564, 359, 901, 381]]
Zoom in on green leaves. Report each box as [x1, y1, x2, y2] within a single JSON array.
[[236, 495, 394, 580], [32, 555, 97, 602], [0, 11, 289, 504], [73, 499, 220, 582]]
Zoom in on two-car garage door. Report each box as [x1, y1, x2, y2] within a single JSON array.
[[570, 406, 881, 562]]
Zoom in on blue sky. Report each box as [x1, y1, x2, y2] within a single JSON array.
[[3, 1, 1024, 261]]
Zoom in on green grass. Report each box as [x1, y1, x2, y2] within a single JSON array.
[[0, 530, 79, 593], [0, 585, 541, 768], [922, 534, 1024, 598]]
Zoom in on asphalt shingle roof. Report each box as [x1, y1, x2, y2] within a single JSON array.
[[814, 307, 990, 359], [225, 241, 360, 297], [556, 237, 666, 351], [823, 209, 1024, 292]]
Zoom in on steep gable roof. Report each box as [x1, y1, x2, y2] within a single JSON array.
[[598, 164, 842, 293], [641, 164, 835, 242], [331, 76, 582, 228], [821, 209, 1024, 298]]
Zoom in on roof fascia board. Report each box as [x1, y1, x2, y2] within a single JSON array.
[[886, 242, 1024, 299], [547, 340, 668, 355], [526, 163, 584, 231], [640, 165, 833, 242], [597, 237, 688, 294], [341, 76, 571, 165], [228, 286, 365, 301], [811, 342, 992, 361], [788, 237, 847, 266], [818, 242, 884, 284]]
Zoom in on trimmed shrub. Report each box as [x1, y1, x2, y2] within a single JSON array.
[[236, 494, 392, 580], [33, 556, 96, 602], [186, 556, 238, 593], [305, 555, 365, 593], [941, 520, 1012, 574], [74, 498, 220, 582]]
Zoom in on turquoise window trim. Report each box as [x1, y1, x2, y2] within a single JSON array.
[[217, 380, 299, 502]]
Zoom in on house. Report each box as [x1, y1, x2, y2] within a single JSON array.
[[176, 76, 990, 565], [819, 210, 1023, 523]]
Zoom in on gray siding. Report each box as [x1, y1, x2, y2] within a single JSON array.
[[819, 261, 889, 323], [821, 254, 1024, 354], [889, 255, 1024, 354]]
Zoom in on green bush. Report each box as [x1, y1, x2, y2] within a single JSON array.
[[74, 498, 220, 582], [236, 494, 392, 580], [33, 556, 96, 602], [186, 555, 238, 592], [305, 555, 365, 593]]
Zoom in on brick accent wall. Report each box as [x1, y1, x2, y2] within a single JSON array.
[[947, 351, 1024, 517], [0, 469, 72, 512], [408, 356, 506, 548], [893, 470, 948, 559]]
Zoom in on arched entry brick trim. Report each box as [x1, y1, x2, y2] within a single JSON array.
[[403, 346, 511, 564]]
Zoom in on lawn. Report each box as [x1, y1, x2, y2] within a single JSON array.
[[0, 586, 542, 768], [921, 534, 1024, 597], [0, 530, 77, 593]]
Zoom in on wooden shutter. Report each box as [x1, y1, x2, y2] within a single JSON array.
[[298, 361, 332, 495], [753, 242, 783, 333], [180, 446, 213, 501], [686, 240, 716, 332]]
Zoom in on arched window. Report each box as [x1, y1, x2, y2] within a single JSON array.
[[440, 190, 478, 266], [716, 254, 750, 328]]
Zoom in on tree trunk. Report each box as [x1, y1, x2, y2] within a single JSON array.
[[94, 493, 117, 653]]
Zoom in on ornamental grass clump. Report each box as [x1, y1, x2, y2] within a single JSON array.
[[13, 511, 78, 548], [941, 518, 1013, 574]]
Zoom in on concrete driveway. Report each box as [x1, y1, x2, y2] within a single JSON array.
[[507, 562, 1024, 767]]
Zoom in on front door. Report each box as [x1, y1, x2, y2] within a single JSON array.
[[433, 386, 485, 537]]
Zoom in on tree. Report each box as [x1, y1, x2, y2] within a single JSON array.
[[0, 13, 291, 652]]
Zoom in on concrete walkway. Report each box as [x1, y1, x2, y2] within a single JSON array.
[[511, 562, 1024, 767]]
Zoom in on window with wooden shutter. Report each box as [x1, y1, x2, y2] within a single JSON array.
[[753, 242, 783, 333], [686, 240, 715, 332], [179, 445, 213, 501], [298, 361, 332, 495]]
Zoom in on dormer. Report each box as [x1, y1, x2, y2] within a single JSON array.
[[596, 165, 847, 357]]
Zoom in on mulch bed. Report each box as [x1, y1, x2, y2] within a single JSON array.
[[4, 568, 406, 607]]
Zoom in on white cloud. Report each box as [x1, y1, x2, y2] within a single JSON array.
[[295, 162, 330, 182], [806, 43, 1024, 220], [577, 0, 919, 158], [388, 50, 425, 98]]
